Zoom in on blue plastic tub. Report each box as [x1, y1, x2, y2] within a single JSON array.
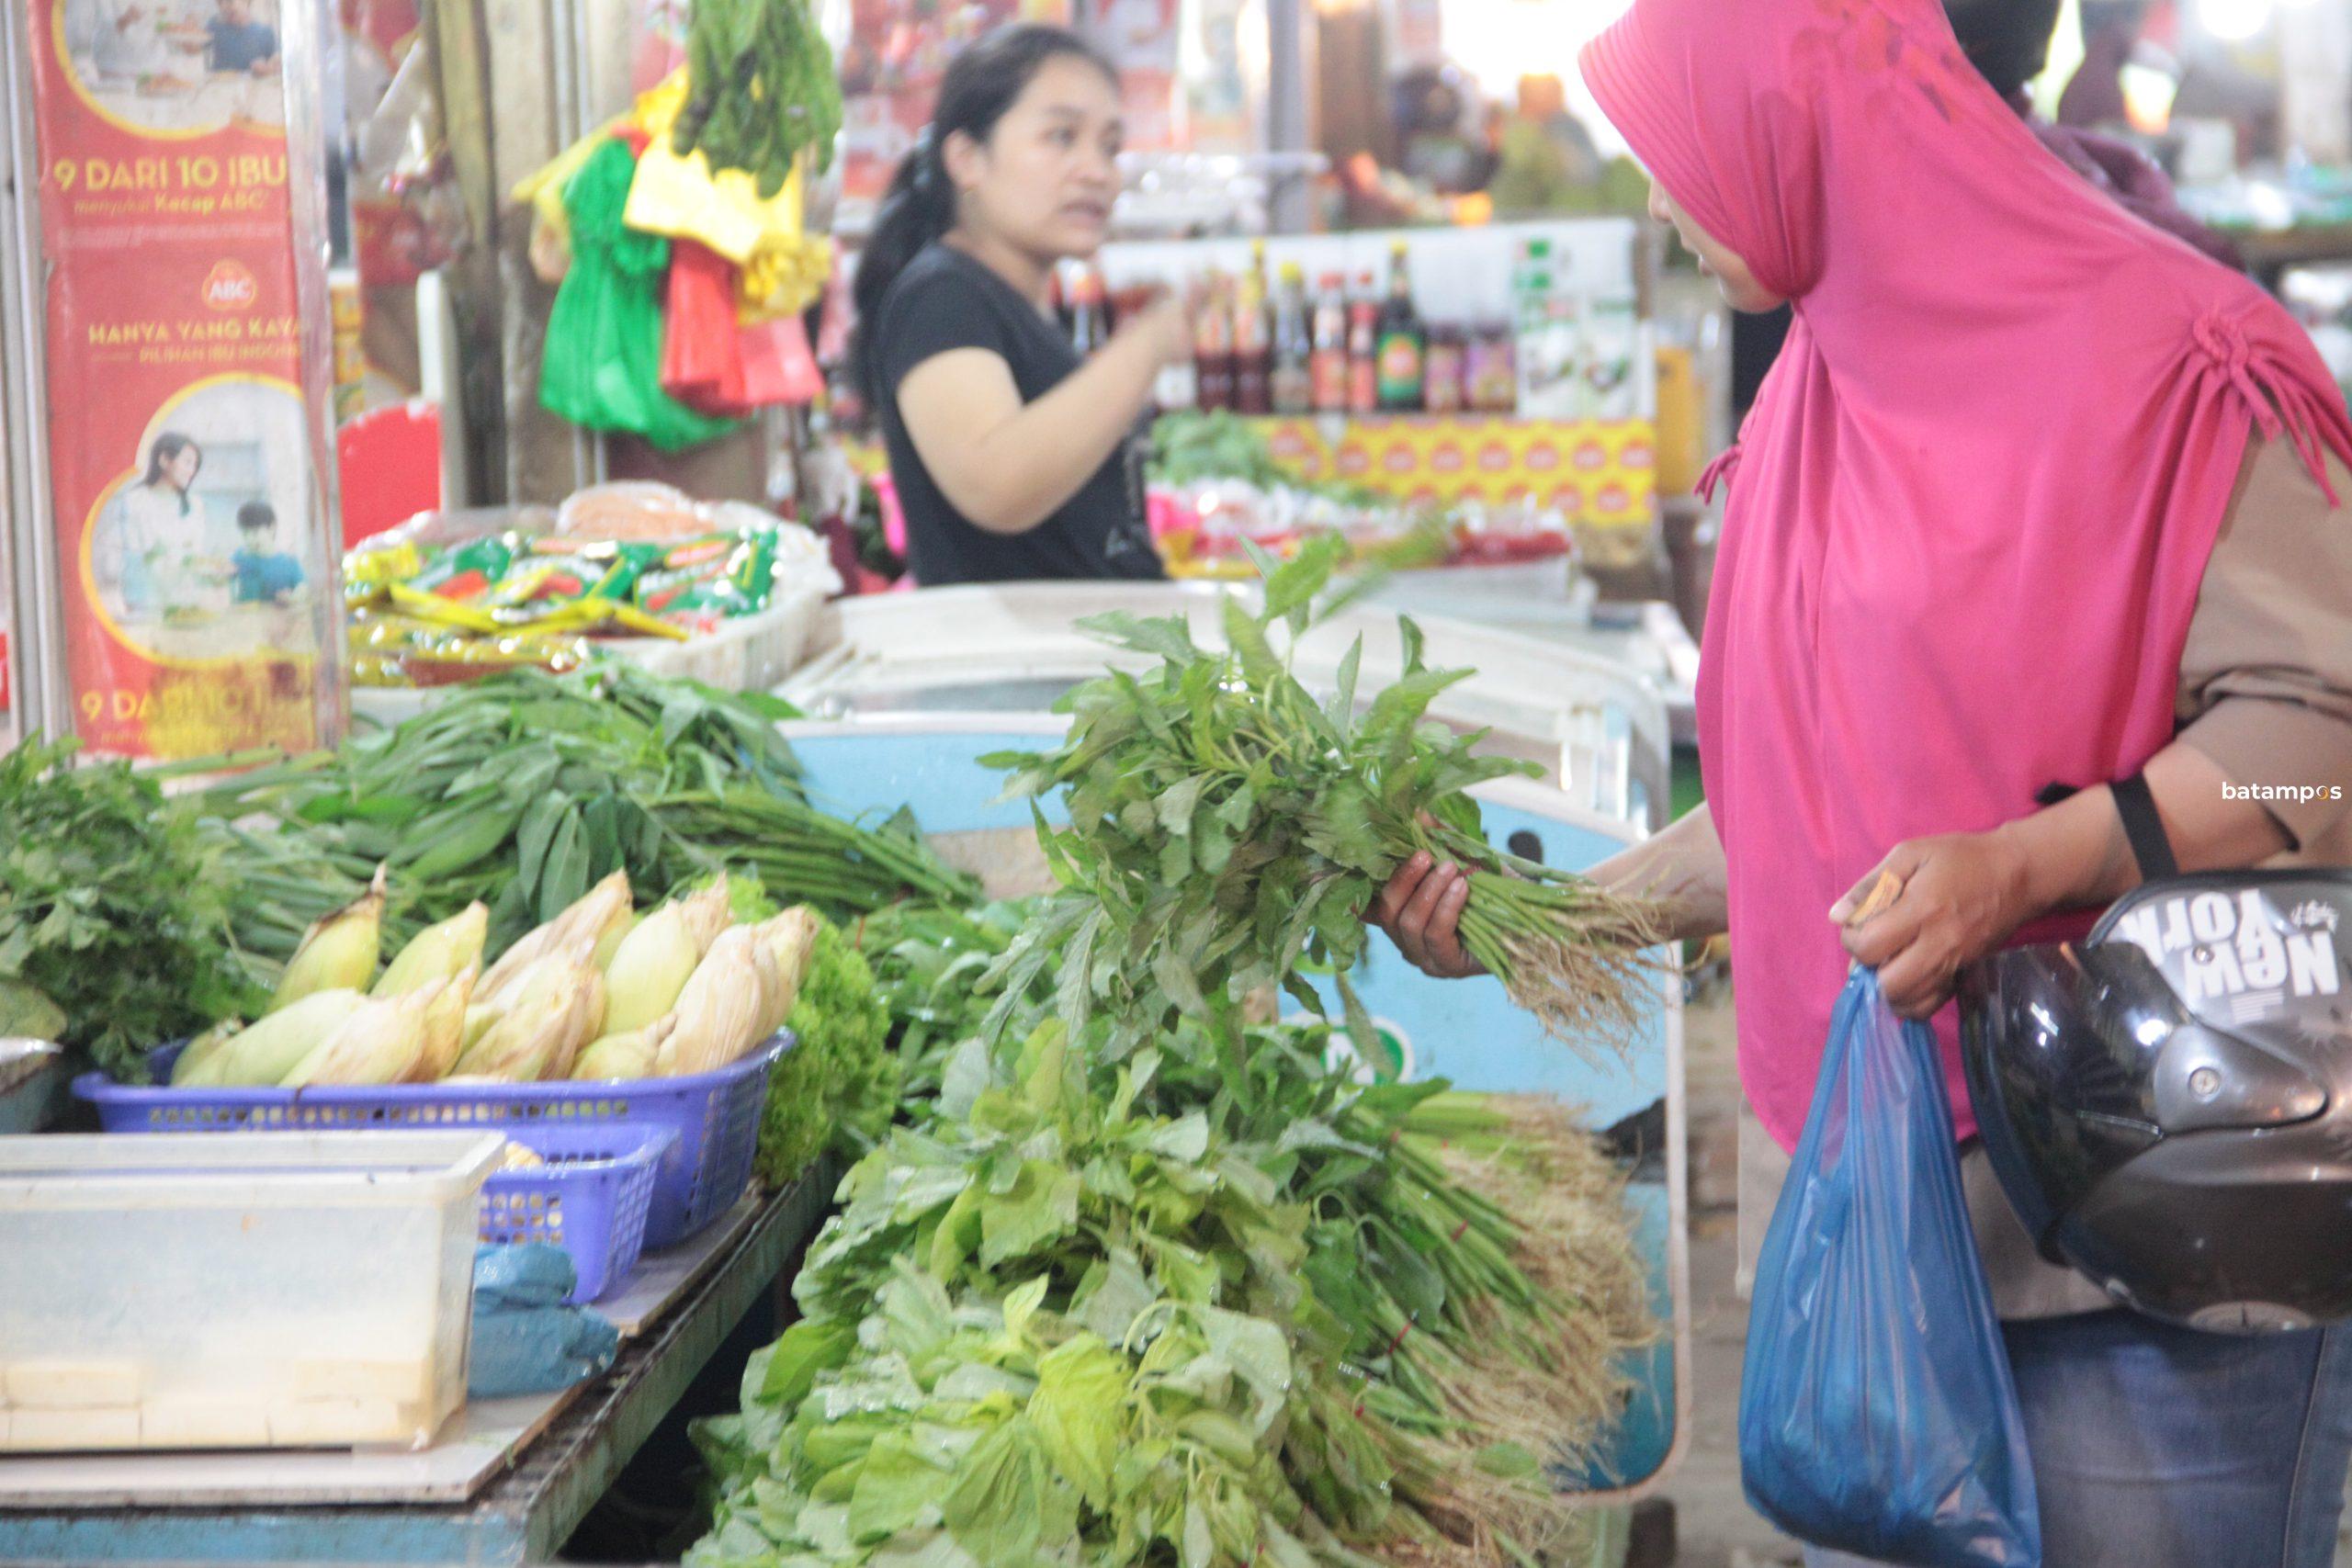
[[483, 1122, 676, 1302], [74, 1032, 790, 1248]]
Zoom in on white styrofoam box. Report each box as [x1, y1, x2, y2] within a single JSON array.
[[0, 1133, 501, 1452], [346, 499, 842, 700], [348, 585, 835, 728], [616, 583, 832, 693], [1098, 219, 1643, 329]]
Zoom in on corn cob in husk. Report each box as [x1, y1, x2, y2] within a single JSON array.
[[283, 980, 441, 1087], [376, 902, 488, 998], [477, 871, 632, 1007], [198, 989, 368, 1087], [600, 900, 703, 1036], [653, 926, 768, 1077], [270, 866, 387, 1010]]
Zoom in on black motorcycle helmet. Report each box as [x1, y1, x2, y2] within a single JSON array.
[[1959, 869, 2352, 1333]]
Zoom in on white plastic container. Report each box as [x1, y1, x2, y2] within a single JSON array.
[[0, 1132, 501, 1452], [348, 588, 833, 729], [619, 583, 831, 692]]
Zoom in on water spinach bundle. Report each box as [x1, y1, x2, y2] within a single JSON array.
[[984, 536, 1659, 1063]]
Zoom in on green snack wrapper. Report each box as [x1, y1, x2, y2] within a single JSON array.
[[409, 535, 520, 600], [634, 528, 778, 630]]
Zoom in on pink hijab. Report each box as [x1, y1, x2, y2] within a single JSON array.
[[1581, 0, 2352, 1150]]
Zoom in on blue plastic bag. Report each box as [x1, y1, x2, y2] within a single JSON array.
[[1738, 968, 2041, 1567], [469, 1244, 620, 1399]]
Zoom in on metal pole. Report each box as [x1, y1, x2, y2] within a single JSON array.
[[545, 0, 601, 490], [280, 0, 354, 748], [0, 0, 17, 746], [574, 1, 608, 491], [1264, 0, 1311, 232], [0, 69, 17, 749], [0, 0, 66, 741], [0, 299, 16, 749]]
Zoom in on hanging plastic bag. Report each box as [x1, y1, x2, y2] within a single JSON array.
[[734, 313, 822, 408], [1738, 966, 2041, 1568], [662, 238, 748, 413], [625, 137, 773, 264], [539, 135, 738, 452]]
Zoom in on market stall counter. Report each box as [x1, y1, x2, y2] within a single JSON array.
[[0, 1169, 831, 1566], [0, 581, 1690, 1564]]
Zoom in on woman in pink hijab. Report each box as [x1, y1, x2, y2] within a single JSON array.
[[1374, 0, 2352, 1561]]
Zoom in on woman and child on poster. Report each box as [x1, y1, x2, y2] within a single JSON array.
[[97, 423, 308, 659]]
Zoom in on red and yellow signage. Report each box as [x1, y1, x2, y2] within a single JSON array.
[[1256, 415, 1657, 525], [26, 0, 337, 758]]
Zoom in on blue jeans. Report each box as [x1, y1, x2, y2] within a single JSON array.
[[1803, 1311, 2352, 1568]]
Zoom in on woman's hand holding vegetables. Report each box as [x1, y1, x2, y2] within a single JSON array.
[[1374, 804, 1727, 982], [1372, 852, 1483, 978], [1833, 831, 2036, 1018]]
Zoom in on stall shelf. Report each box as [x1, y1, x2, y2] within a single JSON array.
[[0, 1168, 833, 1565]]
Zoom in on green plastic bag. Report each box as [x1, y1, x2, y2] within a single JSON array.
[[539, 137, 739, 453]]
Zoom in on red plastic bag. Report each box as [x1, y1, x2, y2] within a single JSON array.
[[733, 314, 822, 410], [661, 239, 746, 415]]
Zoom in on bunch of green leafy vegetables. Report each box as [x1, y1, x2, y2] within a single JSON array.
[[690, 1023, 1378, 1568], [185, 665, 973, 965], [680, 542, 1668, 1566], [1129, 1022, 1629, 1433], [756, 912, 898, 1188], [850, 899, 1046, 1100], [688, 1007, 1649, 1568], [0, 737, 265, 1078], [983, 535, 1657, 1066]]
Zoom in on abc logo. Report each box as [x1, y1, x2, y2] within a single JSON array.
[[201, 261, 259, 311]]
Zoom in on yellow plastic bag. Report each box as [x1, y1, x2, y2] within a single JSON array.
[[625, 141, 767, 263], [509, 69, 694, 255], [624, 141, 809, 266], [740, 230, 832, 322], [630, 70, 689, 141]]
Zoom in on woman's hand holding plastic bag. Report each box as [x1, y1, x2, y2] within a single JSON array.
[[1738, 964, 2041, 1567]]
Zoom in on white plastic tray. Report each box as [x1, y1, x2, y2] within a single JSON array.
[[351, 586, 831, 727], [0, 1133, 501, 1454]]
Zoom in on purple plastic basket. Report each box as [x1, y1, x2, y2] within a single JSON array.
[[74, 1032, 790, 1248], [483, 1123, 675, 1302]]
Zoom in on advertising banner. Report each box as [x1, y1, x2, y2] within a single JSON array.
[[23, 0, 342, 758]]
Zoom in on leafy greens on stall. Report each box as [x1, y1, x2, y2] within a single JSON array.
[[0, 738, 262, 1078], [185, 666, 974, 966], [689, 545, 1665, 1566], [691, 1017, 1653, 1568]]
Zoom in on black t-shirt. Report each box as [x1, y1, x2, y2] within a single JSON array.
[[875, 244, 1165, 586]]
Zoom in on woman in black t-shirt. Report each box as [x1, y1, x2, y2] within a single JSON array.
[[849, 25, 1187, 585]]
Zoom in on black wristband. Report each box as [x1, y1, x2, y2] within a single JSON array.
[[2109, 772, 2179, 884]]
